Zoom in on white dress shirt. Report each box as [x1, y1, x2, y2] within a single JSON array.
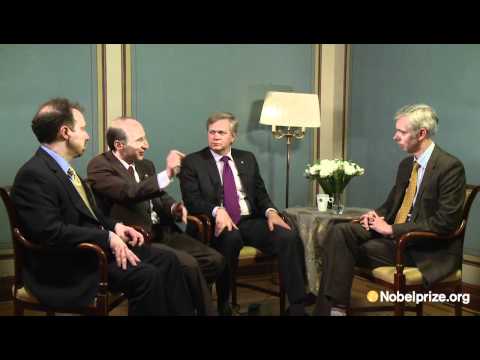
[[112, 151, 174, 224], [412, 142, 435, 206], [210, 149, 276, 218]]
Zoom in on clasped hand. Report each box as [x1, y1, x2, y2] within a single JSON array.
[[359, 210, 393, 237], [109, 223, 144, 270]]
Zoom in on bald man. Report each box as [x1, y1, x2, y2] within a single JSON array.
[[87, 117, 225, 316]]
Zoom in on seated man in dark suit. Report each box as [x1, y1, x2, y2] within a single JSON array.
[[87, 117, 225, 316], [314, 104, 466, 316], [179, 112, 307, 316], [11, 98, 195, 315]]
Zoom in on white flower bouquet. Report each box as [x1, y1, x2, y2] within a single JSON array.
[[305, 159, 365, 196]]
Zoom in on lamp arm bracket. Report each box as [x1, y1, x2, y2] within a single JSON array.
[[271, 126, 305, 141]]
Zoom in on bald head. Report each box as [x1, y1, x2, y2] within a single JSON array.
[[106, 117, 149, 163]]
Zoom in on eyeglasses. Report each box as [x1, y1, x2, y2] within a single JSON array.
[[208, 130, 229, 136]]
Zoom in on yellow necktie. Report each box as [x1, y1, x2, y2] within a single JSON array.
[[394, 162, 420, 224], [67, 167, 98, 220]]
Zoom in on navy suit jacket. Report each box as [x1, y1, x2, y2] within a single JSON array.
[[11, 148, 116, 307], [179, 147, 277, 220]]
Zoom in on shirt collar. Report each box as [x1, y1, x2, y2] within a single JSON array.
[[210, 149, 232, 162], [415, 141, 435, 169], [40, 145, 71, 175], [112, 151, 135, 171]]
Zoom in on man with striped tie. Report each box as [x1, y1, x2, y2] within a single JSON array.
[[313, 104, 466, 316], [11, 98, 195, 315]]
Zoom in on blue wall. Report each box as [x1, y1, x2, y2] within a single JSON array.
[[346, 44, 480, 256], [0, 44, 99, 250], [131, 44, 315, 208]]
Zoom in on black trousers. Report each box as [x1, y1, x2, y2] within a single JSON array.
[[313, 222, 416, 315], [211, 216, 306, 307], [108, 243, 195, 316], [153, 228, 225, 316]]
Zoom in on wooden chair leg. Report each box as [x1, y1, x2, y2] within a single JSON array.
[[416, 303, 423, 316], [394, 301, 405, 316], [455, 302, 462, 316], [455, 284, 463, 316], [278, 273, 286, 316], [231, 262, 239, 309], [280, 288, 286, 316], [13, 301, 24, 316]]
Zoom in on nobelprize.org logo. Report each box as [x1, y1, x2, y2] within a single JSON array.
[[366, 290, 379, 303], [365, 289, 470, 304]]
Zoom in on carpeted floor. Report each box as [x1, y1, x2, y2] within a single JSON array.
[[1, 274, 478, 316]]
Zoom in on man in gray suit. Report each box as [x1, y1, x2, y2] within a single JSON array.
[[314, 104, 466, 316]]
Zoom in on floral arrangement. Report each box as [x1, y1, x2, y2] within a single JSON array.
[[305, 159, 365, 195]]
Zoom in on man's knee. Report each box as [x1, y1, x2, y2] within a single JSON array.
[[273, 226, 302, 249], [175, 250, 200, 273], [333, 222, 357, 234], [217, 229, 243, 252], [326, 222, 365, 245], [130, 264, 160, 291]]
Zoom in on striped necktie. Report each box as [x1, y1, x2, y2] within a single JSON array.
[[67, 167, 98, 220], [394, 161, 420, 224]]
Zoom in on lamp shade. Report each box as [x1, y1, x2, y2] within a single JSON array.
[[259, 91, 321, 128]]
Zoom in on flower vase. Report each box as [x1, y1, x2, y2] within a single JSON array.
[[332, 192, 344, 215]]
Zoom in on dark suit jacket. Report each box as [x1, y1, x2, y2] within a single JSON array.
[[87, 151, 178, 235], [179, 147, 277, 222], [375, 145, 466, 285], [11, 148, 117, 307]]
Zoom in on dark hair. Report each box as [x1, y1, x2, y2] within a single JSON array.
[[31, 98, 84, 144], [106, 126, 127, 151]]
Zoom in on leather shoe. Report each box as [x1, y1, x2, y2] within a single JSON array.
[[218, 302, 233, 316], [286, 304, 309, 316]]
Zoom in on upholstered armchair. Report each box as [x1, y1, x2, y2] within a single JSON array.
[[192, 214, 287, 315], [0, 186, 129, 316], [349, 184, 479, 316]]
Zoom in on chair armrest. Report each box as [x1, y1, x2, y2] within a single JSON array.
[[189, 214, 212, 244], [395, 225, 464, 266], [76, 243, 109, 286], [13, 228, 111, 290], [13, 228, 44, 251], [187, 214, 208, 244]]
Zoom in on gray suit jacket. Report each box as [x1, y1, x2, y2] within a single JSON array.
[[375, 145, 466, 285]]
